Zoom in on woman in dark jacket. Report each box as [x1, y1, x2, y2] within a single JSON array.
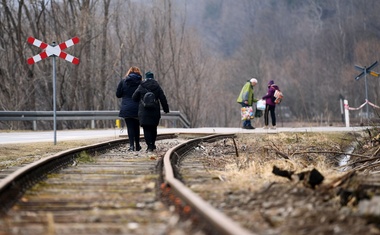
[[132, 71, 169, 152], [262, 80, 279, 129], [116, 66, 142, 151]]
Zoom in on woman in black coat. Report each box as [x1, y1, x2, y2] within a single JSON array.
[[132, 71, 169, 152], [116, 66, 142, 151]]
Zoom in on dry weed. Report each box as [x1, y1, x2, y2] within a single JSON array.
[[207, 132, 356, 191]]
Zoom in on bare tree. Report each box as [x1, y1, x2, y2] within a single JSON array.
[[3, 0, 380, 130]]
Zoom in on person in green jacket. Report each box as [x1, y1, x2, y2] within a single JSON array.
[[237, 78, 258, 129]]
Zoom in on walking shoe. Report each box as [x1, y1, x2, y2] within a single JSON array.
[[127, 146, 134, 151], [245, 125, 255, 129], [136, 145, 142, 151], [270, 126, 276, 130], [263, 126, 269, 129]]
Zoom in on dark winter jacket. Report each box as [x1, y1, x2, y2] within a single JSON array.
[[116, 72, 142, 118], [262, 84, 279, 106], [132, 79, 169, 126]]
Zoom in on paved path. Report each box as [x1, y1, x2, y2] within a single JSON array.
[[0, 126, 370, 145]]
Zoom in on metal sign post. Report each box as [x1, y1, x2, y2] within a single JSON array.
[[344, 99, 350, 127], [354, 61, 379, 120], [52, 43, 57, 144], [27, 37, 80, 144], [339, 94, 344, 123]]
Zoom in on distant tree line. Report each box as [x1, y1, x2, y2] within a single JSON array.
[[209, 0, 380, 125], [0, 0, 215, 129], [1, 0, 380, 130]]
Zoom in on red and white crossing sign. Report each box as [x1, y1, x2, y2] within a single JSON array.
[[27, 37, 80, 65]]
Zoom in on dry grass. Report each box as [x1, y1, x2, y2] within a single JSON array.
[[0, 131, 361, 188], [207, 132, 356, 191], [0, 137, 117, 170]]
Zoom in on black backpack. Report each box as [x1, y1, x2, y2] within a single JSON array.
[[142, 88, 157, 108]]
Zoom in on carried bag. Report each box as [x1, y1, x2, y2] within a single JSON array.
[[273, 90, 283, 104], [241, 106, 254, 120], [254, 109, 263, 118], [257, 99, 266, 110], [142, 88, 157, 108]]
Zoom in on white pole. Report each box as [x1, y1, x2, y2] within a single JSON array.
[[344, 99, 350, 127], [52, 43, 57, 145]]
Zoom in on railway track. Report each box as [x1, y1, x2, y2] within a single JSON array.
[[0, 133, 253, 235]]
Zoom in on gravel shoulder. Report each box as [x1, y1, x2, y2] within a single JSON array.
[[0, 137, 117, 172], [182, 131, 380, 234], [2, 131, 380, 234]]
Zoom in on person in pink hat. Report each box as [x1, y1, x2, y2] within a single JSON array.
[[262, 80, 280, 129]]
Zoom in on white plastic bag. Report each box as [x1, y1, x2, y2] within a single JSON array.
[[257, 99, 266, 110]]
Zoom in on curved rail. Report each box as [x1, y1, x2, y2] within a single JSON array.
[[162, 134, 256, 235], [0, 133, 176, 214], [0, 132, 255, 234]]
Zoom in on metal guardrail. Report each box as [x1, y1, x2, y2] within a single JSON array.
[[0, 110, 191, 129]]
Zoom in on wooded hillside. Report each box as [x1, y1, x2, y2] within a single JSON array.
[[1, 0, 380, 129]]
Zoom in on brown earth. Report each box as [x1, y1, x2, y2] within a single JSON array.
[[191, 130, 380, 235], [1, 131, 380, 234], [0, 138, 115, 172]]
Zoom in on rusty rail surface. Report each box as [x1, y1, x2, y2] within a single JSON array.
[[0, 133, 176, 214], [0, 132, 255, 234], [162, 133, 256, 235]]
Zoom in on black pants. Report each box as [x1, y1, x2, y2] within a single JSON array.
[[142, 125, 157, 150], [264, 105, 276, 126], [125, 118, 140, 148]]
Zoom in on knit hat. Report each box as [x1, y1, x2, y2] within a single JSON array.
[[145, 71, 154, 80], [268, 80, 274, 86], [250, 78, 258, 83]]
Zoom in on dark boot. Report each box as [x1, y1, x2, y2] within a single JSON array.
[[135, 144, 141, 151], [146, 144, 154, 152]]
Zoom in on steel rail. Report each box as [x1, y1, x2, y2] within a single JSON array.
[[0, 133, 176, 214], [0, 132, 255, 234], [0, 139, 124, 214], [162, 133, 256, 235]]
